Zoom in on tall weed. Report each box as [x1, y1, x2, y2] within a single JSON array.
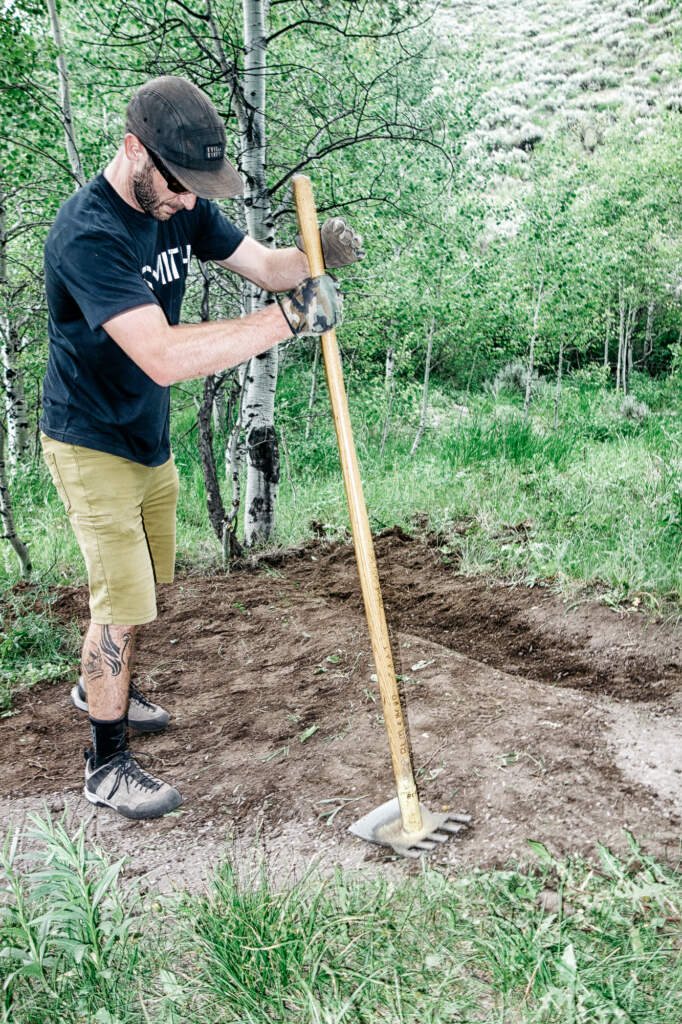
[[0, 814, 151, 1023]]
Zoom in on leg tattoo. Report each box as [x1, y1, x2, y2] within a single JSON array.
[[83, 645, 104, 683], [100, 626, 133, 678], [80, 624, 136, 721]]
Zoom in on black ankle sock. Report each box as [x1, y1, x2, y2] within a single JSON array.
[[89, 716, 127, 768]]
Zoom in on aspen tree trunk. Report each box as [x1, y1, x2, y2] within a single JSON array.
[[205, 0, 278, 545], [0, 185, 29, 470], [196, 273, 228, 542], [213, 387, 226, 435], [616, 281, 624, 393], [0, 422, 31, 577], [225, 367, 247, 547], [523, 271, 544, 424], [411, 265, 443, 457], [46, 0, 86, 189], [553, 338, 564, 430], [240, 0, 280, 545], [643, 302, 655, 368], [379, 344, 396, 458], [604, 306, 611, 368], [410, 313, 434, 458], [304, 339, 321, 442], [198, 374, 227, 540], [623, 302, 637, 395]]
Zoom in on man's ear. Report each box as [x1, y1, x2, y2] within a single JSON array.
[[124, 132, 146, 164]]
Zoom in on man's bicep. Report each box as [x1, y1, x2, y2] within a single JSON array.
[[102, 303, 169, 380]]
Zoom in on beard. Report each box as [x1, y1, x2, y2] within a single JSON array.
[[132, 161, 176, 220]]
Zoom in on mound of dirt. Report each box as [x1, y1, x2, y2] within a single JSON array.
[[2, 531, 680, 891]]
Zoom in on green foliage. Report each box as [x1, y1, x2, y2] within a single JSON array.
[[0, 587, 80, 711], [2, 372, 681, 615], [0, 814, 153, 1023], [3, 814, 681, 1023]]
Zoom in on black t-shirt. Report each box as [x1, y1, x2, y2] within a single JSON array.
[[41, 173, 244, 466]]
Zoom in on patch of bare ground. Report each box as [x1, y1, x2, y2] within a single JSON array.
[[1, 531, 680, 891]]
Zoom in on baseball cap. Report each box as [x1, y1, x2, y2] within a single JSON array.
[[126, 76, 242, 199]]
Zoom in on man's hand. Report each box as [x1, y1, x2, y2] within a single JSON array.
[[277, 274, 343, 337], [296, 217, 365, 269]]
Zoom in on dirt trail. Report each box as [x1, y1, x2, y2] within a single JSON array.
[[1, 531, 680, 891]]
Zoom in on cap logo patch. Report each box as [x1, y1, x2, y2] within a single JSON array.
[[204, 143, 223, 160]]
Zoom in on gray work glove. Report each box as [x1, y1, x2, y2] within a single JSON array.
[[296, 216, 365, 269], [277, 274, 343, 337]]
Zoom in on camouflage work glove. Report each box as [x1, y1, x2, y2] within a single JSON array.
[[296, 217, 365, 269], [277, 274, 343, 337]]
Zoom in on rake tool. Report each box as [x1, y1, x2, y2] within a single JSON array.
[[293, 175, 471, 857]]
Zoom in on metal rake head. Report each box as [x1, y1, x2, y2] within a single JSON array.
[[349, 797, 471, 858]]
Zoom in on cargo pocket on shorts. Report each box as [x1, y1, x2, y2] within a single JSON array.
[[42, 449, 73, 515]]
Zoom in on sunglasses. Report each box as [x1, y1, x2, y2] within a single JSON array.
[[147, 148, 189, 194]]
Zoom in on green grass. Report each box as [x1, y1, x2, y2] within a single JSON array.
[[270, 368, 682, 607], [1, 372, 680, 694], [1, 813, 680, 1023], [0, 588, 80, 712]]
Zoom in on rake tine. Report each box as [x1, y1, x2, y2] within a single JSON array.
[[440, 821, 468, 834], [426, 831, 451, 843], [447, 814, 472, 824]]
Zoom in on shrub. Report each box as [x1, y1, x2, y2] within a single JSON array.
[[491, 360, 536, 396], [644, 1, 672, 20], [575, 69, 621, 91], [569, 364, 610, 390], [516, 122, 545, 150], [621, 394, 650, 422]]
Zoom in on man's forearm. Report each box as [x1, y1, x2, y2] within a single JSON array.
[[217, 242, 309, 293], [160, 303, 291, 385], [261, 246, 310, 291]]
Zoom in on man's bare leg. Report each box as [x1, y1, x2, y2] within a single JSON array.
[[80, 623, 135, 767], [73, 623, 169, 733], [80, 621, 182, 816], [81, 623, 136, 720]]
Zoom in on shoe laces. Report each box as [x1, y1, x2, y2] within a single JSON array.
[[129, 681, 156, 709], [80, 679, 157, 710], [105, 750, 162, 798]]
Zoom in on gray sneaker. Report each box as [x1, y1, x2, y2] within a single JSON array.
[[84, 749, 182, 819], [72, 677, 170, 732]]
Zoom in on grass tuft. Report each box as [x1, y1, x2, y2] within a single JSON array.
[[0, 588, 80, 712]]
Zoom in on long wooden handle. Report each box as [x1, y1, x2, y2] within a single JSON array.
[[292, 174, 423, 835]]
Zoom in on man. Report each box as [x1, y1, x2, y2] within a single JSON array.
[[41, 76, 363, 820]]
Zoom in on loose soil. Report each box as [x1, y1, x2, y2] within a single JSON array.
[[2, 531, 681, 892]]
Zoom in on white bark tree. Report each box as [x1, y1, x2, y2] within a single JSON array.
[[0, 420, 31, 577], [616, 281, 638, 395], [240, 1, 281, 545], [0, 183, 30, 470], [410, 313, 434, 458], [45, 0, 86, 189], [523, 269, 544, 424]]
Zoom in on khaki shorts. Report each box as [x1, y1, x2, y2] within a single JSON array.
[[41, 433, 179, 625]]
